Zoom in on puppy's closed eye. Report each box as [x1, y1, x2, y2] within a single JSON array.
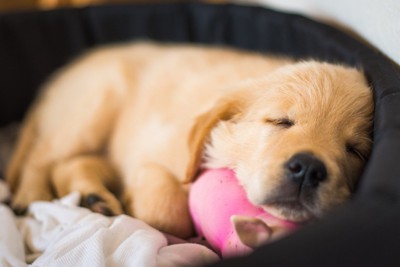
[[264, 118, 295, 128], [346, 143, 367, 161]]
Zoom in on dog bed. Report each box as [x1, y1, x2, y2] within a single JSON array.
[[0, 3, 399, 266]]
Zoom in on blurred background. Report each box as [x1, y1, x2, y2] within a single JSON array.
[[0, 0, 222, 10], [0, 0, 398, 67]]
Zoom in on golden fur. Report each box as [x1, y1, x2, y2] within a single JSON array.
[[6, 42, 373, 238]]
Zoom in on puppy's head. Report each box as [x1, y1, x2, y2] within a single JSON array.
[[187, 61, 373, 223]]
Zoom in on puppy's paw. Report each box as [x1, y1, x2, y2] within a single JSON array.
[[123, 163, 194, 238], [11, 186, 53, 215], [0, 180, 11, 205], [81, 192, 123, 216]]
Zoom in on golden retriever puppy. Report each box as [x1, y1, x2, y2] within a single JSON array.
[[6, 42, 373, 239]]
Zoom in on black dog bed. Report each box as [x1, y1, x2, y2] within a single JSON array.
[[0, 3, 399, 266]]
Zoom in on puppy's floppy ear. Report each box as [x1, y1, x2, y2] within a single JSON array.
[[184, 98, 242, 183]]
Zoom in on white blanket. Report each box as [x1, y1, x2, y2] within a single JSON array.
[[0, 181, 218, 267]]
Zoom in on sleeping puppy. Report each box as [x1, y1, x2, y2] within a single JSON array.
[[6, 42, 373, 239]]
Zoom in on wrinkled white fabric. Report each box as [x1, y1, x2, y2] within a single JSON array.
[[0, 181, 218, 267], [0, 205, 26, 267]]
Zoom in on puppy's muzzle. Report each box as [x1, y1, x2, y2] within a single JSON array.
[[261, 153, 328, 220], [285, 153, 327, 188]]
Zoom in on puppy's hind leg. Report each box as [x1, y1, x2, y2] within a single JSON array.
[[8, 123, 58, 214], [7, 50, 127, 214], [52, 155, 123, 216]]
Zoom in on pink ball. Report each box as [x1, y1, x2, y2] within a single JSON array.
[[189, 168, 299, 257]]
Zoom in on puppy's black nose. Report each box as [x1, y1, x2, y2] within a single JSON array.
[[285, 153, 327, 188]]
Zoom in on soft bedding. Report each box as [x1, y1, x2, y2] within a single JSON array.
[[0, 181, 218, 267]]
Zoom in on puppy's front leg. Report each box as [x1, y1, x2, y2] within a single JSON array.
[[124, 163, 193, 239], [52, 155, 123, 216]]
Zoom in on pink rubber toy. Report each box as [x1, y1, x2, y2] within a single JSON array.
[[189, 168, 299, 257]]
